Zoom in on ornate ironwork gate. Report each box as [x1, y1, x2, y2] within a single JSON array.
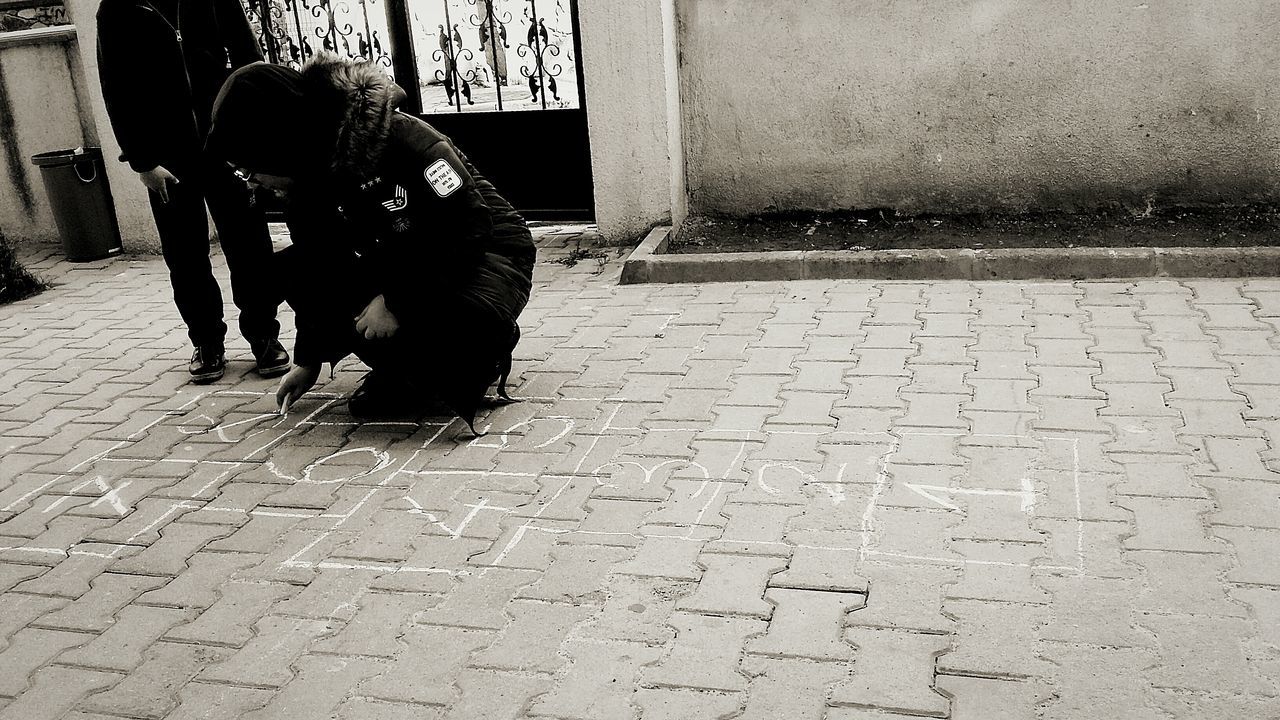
[[241, 0, 593, 219]]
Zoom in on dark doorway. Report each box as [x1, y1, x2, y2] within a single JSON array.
[[242, 0, 594, 220]]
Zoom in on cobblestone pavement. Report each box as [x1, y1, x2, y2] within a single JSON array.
[[2, 228, 1279, 720]]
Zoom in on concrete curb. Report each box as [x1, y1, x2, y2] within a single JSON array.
[[620, 226, 1280, 284]]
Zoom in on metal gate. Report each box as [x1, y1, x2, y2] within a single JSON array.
[[241, 0, 594, 220]]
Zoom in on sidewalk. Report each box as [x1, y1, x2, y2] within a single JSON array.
[[1, 231, 1277, 719]]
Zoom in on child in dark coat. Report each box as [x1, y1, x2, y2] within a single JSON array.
[[206, 55, 535, 432]]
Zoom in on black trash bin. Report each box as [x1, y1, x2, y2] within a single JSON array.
[[30, 147, 124, 262]]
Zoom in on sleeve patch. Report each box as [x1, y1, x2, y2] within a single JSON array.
[[425, 158, 463, 198]]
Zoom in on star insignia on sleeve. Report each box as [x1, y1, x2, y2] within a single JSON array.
[[381, 185, 408, 212]]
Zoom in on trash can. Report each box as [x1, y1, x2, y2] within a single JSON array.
[[30, 147, 124, 262]]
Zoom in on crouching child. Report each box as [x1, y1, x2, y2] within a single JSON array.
[[206, 54, 535, 433]]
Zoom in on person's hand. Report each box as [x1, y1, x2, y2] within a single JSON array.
[[355, 295, 400, 340], [277, 364, 321, 414], [138, 166, 180, 204]]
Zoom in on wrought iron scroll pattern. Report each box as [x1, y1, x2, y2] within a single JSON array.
[[414, 0, 579, 114], [242, 0, 393, 73]]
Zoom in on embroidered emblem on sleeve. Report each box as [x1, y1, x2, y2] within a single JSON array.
[[381, 185, 408, 212], [425, 158, 463, 197]]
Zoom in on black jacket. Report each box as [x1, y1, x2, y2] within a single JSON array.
[[279, 58, 536, 369], [96, 0, 262, 172]]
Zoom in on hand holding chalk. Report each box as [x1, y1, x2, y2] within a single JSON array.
[[277, 364, 321, 417]]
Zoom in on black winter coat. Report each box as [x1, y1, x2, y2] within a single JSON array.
[[96, 0, 262, 172], [274, 58, 535, 425]]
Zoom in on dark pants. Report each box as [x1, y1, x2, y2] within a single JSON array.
[[148, 155, 280, 348], [277, 245, 511, 404]]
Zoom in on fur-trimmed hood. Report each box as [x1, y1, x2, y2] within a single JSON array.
[[301, 54, 407, 181]]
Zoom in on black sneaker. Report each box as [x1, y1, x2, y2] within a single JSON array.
[[250, 338, 291, 378], [189, 346, 226, 384]]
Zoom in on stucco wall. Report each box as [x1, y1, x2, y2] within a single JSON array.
[[679, 0, 1280, 216], [60, 0, 161, 252], [0, 28, 93, 245], [578, 0, 685, 243]]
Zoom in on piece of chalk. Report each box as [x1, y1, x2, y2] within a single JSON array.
[[280, 394, 292, 416]]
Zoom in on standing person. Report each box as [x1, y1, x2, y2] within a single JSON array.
[[205, 55, 535, 433], [96, 0, 288, 383]]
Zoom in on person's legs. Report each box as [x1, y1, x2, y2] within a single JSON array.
[[202, 157, 285, 372], [148, 162, 227, 380], [348, 300, 512, 431]]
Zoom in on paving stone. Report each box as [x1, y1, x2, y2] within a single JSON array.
[[77, 641, 229, 719], [1230, 586, 1280, 648], [613, 533, 704, 580], [1136, 614, 1275, 694], [164, 681, 272, 720], [0, 593, 66, 650], [1103, 416, 1190, 456], [35, 573, 168, 633], [676, 554, 785, 619], [199, 615, 335, 687], [642, 612, 763, 692], [444, 669, 553, 720], [1118, 497, 1226, 553], [1036, 644, 1164, 720], [469, 599, 594, 673], [59, 604, 193, 672], [0, 627, 94, 696], [0, 666, 119, 720], [1200, 437, 1280, 479], [1037, 574, 1154, 647], [746, 588, 862, 661], [703, 503, 798, 557], [134, 551, 260, 609], [769, 543, 868, 593], [576, 575, 694, 645], [356, 625, 493, 705], [241, 654, 385, 720], [518, 544, 632, 603], [844, 562, 958, 633], [414, 568, 540, 630], [1112, 459, 1211, 498], [1212, 526, 1280, 586], [370, 536, 489, 594], [945, 541, 1051, 604], [529, 639, 662, 720], [335, 698, 442, 720], [1034, 515, 1140, 577], [937, 599, 1052, 680], [829, 628, 950, 717], [1149, 689, 1280, 720], [737, 656, 849, 720], [643, 479, 734, 530], [165, 581, 299, 647], [861, 507, 964, 566], [1032, 397, 1109, 433], [110, 522, 235, 577], [272, 569, 377, 622], [311, 591, 439, 657], [935, 675, 1054, 720], [633, 687, 743, 720]]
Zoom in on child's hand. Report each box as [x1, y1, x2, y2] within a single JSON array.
[[356, 294, 400, 340], [277, 364, 320, 414]]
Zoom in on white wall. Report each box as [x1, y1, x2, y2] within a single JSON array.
[[679, 0, 1280, 216]]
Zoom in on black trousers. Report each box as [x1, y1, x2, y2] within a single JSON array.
[[147, 155, 280, 348], [276, 245, 511, 407]]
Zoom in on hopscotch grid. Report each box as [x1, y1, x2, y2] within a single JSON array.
[[3, 388, 1091, 577]]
